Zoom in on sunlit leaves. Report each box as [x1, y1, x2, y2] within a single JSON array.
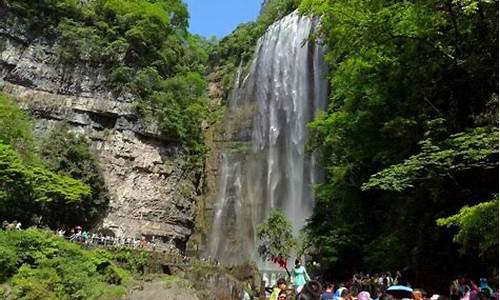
[[299, 0, 498, 279], [257, 210, 297, 271], [38, 124, 110, 227], [437, 194, 499, 257], [0, 93, 33, 158], [0, 229, 130, 298], [363, 127, 498, 192], [0, 143, 91, 208]]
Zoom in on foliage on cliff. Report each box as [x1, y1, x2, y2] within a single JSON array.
[[208, 0, 302, 96], [0, 229, 130, 300], [0, 89, 34, 160], [4, 0, 212, 165], [0, 143, 91, 224], [300, 0, 498, 287], [38, 124, 110, 227], [0, 93, 108, 229]]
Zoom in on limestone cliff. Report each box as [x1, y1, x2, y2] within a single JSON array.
[[0, 16, 199, 249]]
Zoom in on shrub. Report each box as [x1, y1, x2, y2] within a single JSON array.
[[0, 229, 131, 299]]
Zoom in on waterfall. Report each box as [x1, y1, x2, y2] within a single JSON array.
[[208, 11, 328, 264]]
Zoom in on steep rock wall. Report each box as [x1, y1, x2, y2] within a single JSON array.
[[0, 18, 199, 248], [203, 10, 328, 263]]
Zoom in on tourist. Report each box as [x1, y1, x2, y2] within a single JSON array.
[[479, 278, 494, 296], [395, 271, 403, 286], [413, 289, 424, 300], [151, 235, 156, 251], [357, 291, 371, 300], [270, 278, 288, 300], [9, 222, 16, 231], [298, 280, 324, 300], [263, 273, 270, 290], [292, 258, 311, 293], [334, 286, 348, 300], [81, 230, 89, 244], [57, 228, 66, 236], [451, 279, 462, 300], [387, 272, 394, 286], [373, 288, 386, 300], [478, 291, 491, 300], [321, 283, 336, 300], [278, 291, 288, 300]]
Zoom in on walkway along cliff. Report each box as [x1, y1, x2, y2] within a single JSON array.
[[0, 12, 200, 251]]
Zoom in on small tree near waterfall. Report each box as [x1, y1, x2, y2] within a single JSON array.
[[256, 209, 297, 277]]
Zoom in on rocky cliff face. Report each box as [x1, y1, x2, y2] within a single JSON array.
[[0, 18, 199, 248]]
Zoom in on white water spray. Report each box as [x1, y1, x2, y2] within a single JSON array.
[[209, 11, 328, 264]]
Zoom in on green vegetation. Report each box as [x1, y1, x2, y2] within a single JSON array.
[[5, 0, 212, 166], [209, 0, 302, 96], [0, 92, 34, 160], [162, 274, 192, 289], [300, 0, 498, 288], [0, 229, 130, 300], [0, 93, 94, 228], [363, 127, 498, 192], [38, 124, 110, 227], [1, 0, 498, 294], [257, 210, 297, 276], [437, 194, 498, 260], [109, 249, 151, 275], [0, 143, 91, 223]]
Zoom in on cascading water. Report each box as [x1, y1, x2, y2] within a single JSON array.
[[209, 11, 328, 264]]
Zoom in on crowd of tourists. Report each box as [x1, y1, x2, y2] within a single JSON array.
[[350, 272, 405, 295], [1, 221, 182, 254], [1, 220, 22, 231], [265, 259, 498, 300], [55, 225, 182, 253]]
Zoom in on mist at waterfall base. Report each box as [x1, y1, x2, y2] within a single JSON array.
[[208, 11, 329, 267]]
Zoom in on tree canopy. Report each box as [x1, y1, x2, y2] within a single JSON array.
[[299, 0, 498, 289], [0, 93, 103, 229], [437, 194, 498, 260]]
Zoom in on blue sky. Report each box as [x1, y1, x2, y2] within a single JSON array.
[[184, 0, 261, 38]]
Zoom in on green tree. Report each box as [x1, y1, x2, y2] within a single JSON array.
[[0, 93, 34, 160], [38, 124, 110, 227], [257, 210, 297, 276], [300, 0, 498, 286], [5, 0, 211, 164], [0, 229, 131, 299], [363, 127, 499, 192], [437, 194, 498, 260], [0, 143, 92, 226], [0, 92, 93, 228]]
